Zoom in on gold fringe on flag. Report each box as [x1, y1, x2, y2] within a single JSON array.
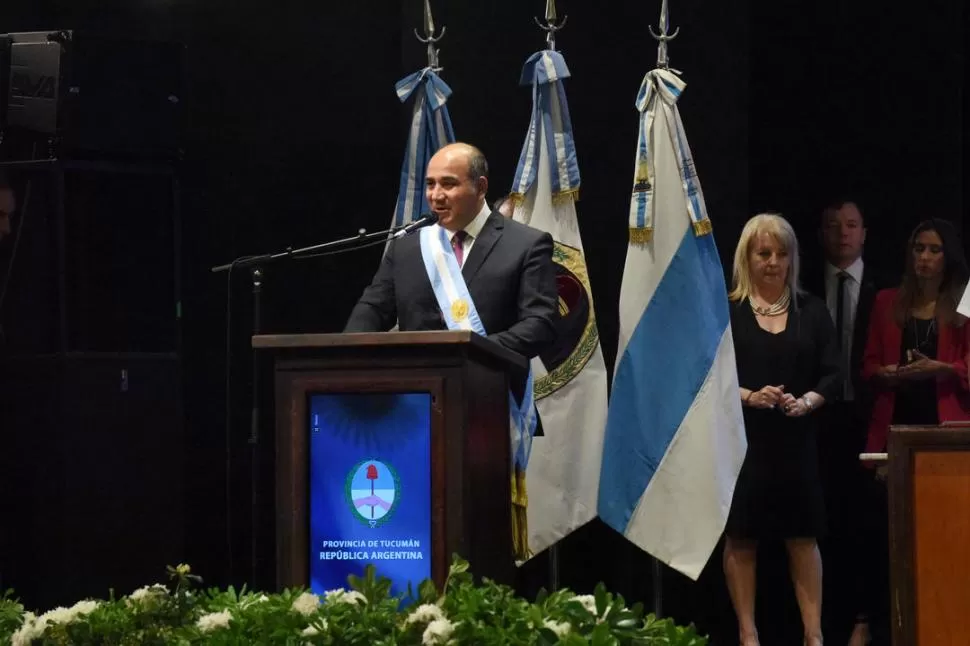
[[692, 219, 713, 236], [511, 466, 531, 561], [551, 187, 580, 206], [629, 227, 654, 244], [509, 188, 579, 209]]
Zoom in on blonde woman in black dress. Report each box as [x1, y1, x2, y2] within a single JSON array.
[[724, 213, 843, 646]]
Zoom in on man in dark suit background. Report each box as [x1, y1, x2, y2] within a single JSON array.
[[806, 199, 878, 418], [345, 142, 558, 360], [804, 198, 886, 646]]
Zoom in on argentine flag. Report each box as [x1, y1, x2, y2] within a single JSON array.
[[598, 68, 747, 580], [391, 67, 455, 230], [509, 50, 609, 559], [958, 282, 970, 317]]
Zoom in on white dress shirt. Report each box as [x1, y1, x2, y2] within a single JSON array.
[[435, 201, 491, 261], [824, 256, 864, 399]]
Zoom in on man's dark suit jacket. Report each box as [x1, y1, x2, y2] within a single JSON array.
[[344, 211, 559, 361], [804, 262, 882, 410], [805, 260, 884, 643]]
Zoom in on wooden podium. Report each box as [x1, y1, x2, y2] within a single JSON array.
[[252, 330, 525, 592], [888, 423, 970, 646]]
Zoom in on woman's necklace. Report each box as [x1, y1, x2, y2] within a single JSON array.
[[910, 317, 936, 352], [750, 288, 790, 317]]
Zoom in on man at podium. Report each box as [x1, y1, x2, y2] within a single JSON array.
[[344, 142, 559, 360]]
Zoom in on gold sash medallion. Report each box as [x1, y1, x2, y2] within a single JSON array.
[[450, 298, 469, 322]]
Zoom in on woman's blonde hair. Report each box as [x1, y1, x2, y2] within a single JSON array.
[[728, 212, 802, 303]]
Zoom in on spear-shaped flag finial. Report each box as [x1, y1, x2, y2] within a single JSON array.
[[545, 0, 558, 23], [648, 0, 680, 69], [414, 0, 446, 71], [534, 0, 568, 51]]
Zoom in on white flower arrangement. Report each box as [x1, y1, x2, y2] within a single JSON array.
[[0, 556, 707, 645], [291, 591, 321, 616], [196, 609, 232, 633]]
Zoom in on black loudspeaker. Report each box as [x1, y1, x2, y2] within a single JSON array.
[[0, 163, 180, 355], [0, 353, 184, 610], [0, 30, 183, 162]]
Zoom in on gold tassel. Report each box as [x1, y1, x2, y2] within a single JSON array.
[[692, 219, 713, 236], [551, 187, 580, 206], [510, 188, 580, 209], [629, 227, 654, 244], [509, 192, 527, 206], [510, 466, 531, 561]]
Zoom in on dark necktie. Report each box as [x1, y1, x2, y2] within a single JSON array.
[[836, 271, 850, 399], [451, 230, 467, 267], [835, 271, 849, 351]]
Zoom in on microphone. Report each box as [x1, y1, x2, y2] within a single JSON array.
[[392, 212, 439, 238]]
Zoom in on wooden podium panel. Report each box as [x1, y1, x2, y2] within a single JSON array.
[[254, 331, 526, 594], [888, 425, 970, 646]]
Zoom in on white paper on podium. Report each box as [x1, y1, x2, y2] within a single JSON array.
[[958, 282, 970, 317]]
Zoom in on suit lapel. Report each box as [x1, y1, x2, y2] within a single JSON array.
[[461, 212, 503, 285]]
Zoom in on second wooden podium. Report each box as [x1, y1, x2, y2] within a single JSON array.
[[888, 423, 970, 646], [253, 330, 525, 596]]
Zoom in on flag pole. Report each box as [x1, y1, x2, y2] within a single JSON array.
[[645, 0, 680, 618], [391, 0, 454, 233], [533, 0, 567, 593], [414, 0, 446, 71]]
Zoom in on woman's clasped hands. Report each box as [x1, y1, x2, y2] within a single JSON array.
[[746, 384, 813, 417]]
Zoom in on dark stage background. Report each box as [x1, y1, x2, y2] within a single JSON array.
[[0, 1, 965, 644]]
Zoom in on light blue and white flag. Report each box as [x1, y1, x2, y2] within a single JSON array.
[[391, 67, 455, 230], [510, 50, 609, 559], [958, 281, 970, 318], [598, 68, 747, 580]]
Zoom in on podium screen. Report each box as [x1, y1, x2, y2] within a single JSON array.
[[307, 392, 432, 598]]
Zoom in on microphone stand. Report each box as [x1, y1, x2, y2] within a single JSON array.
[[210, 220, 414, 589]]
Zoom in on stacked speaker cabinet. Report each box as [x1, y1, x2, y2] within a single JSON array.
[[0, 30, 185, 610]]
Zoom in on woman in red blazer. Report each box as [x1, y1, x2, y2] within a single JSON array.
[[850, 219, 969, 646], [862, 219, 970, 450]]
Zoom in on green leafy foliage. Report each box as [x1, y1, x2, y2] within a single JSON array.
[[1, 556, 707, 645]]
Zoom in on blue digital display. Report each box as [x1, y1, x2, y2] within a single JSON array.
[[308, 392, 432, 598]]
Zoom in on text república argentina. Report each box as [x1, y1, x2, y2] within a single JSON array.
[[319, 539, 423, 561]]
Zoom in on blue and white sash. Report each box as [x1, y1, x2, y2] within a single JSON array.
[[629, 68, 712, 243], [418, 226, 538, 469]]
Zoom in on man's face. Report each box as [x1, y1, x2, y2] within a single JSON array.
[[820, 203, 866, 266], [425, 149, 487, 230], [0, 189, 14, 243]]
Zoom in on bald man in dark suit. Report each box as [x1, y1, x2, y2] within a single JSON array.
[[345, 143, 558, 360]]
